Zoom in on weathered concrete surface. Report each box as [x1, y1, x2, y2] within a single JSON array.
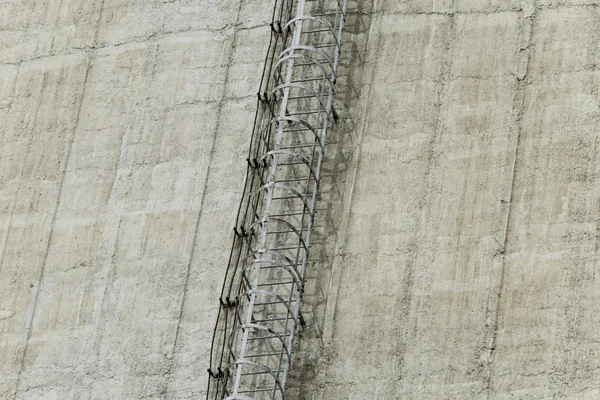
[[3, 0, 600, 399], [0, 0, 272, 398], [295, 1, 600, 399]]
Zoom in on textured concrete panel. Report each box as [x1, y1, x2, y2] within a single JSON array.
[[296, 1, 600, 400], [0, 0, 271, 398]]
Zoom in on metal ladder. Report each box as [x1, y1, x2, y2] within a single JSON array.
[[207, 1, 348, 398]]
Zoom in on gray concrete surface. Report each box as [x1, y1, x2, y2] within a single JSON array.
[[2, 0, 600, 399]]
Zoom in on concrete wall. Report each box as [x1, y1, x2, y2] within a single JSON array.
[[0, 0, 274, 398], [2, 0, 600, 399], [296, 1, 600, 399]]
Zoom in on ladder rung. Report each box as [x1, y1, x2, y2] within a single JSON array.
[[245, 352, 286, 358], [290, 76, 327, 83], [269, 245, 304, 251], [287, 94, 326, 101], [301, 28, 331, 34], [287, 110, 322, 116], [282, 127, 321, 133], [270, 211, 313, 218], [274, 177, 311, 183], [272, 195, 314, 201], [239, 388, 276, 394], [295, 60, 330, 67], [266, 229, 304, 235], [280, 143, 317, 150], [241, 370, 282, 377], [254, 299, 298, 306], [247, 334, 290, 342], [256, 281, 295, 287], [260, 264, 302, 270], [313, 43, 335, 49], [311, 10, 344, 17], [269, 246, 307, 251]]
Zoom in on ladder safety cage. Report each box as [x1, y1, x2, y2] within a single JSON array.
[[207, 0, 349, 398]]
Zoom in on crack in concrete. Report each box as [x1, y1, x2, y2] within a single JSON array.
[[483, 1, 537, 397], [13, 0, 107, 397], [0, 21, 270, 70], [163, 0, 248, 397], [364, 2, 600, 17], [392, 0, 460, 391]]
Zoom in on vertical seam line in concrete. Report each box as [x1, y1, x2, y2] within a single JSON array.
[[1, 71, 48, 325], [0, 196, 17, 289], [12, 0, 106, 397], [6, 59, 23, 114], [5, 0, 39, 393], [485, 3, 536, 396], [164, 1, 246, 396], [20, 71, 50, 178], [394, 3, 458, 384], [12, 35, 95, 400], [85, 24, 160, 400]]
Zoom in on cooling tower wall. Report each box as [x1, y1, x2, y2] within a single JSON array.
[[1, 0, 599, 399]]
